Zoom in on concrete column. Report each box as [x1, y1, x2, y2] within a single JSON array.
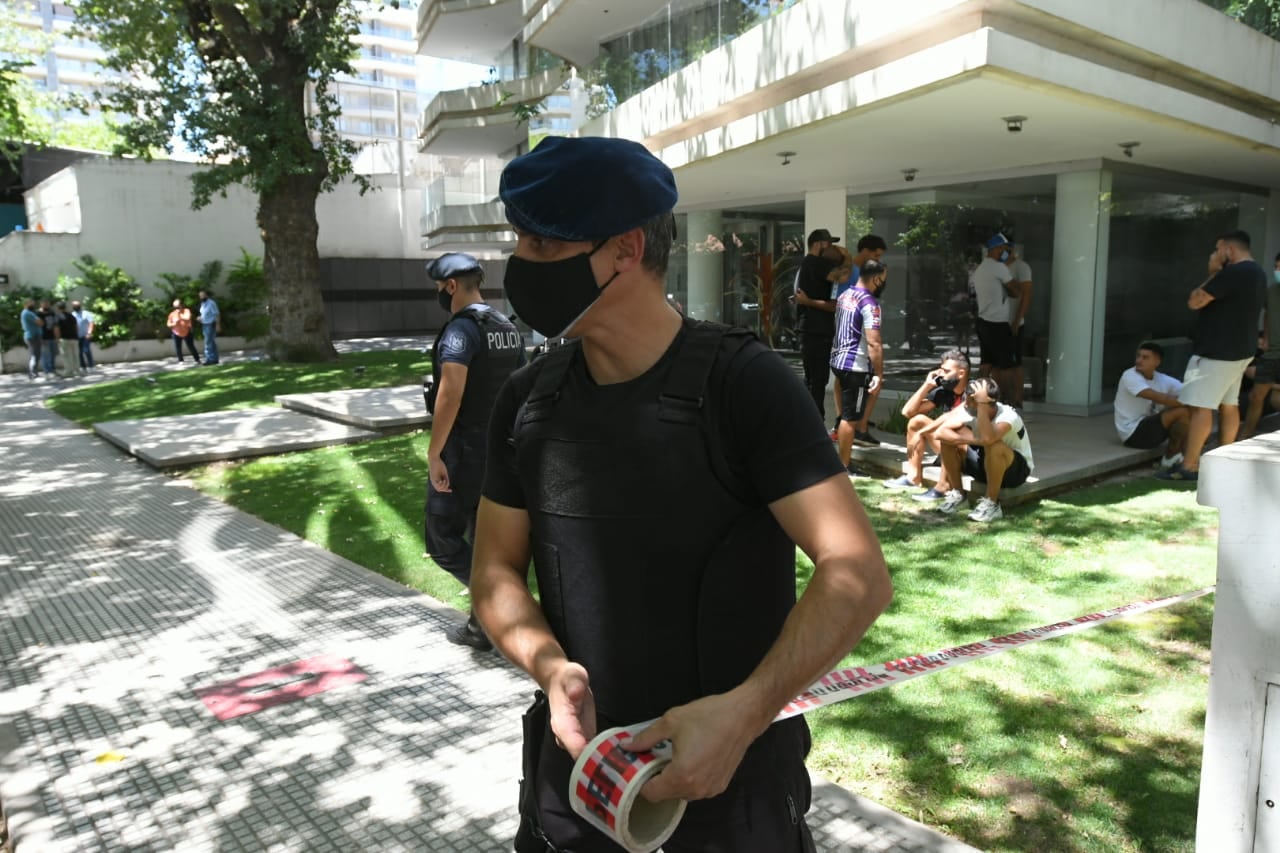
[[1045, 169, 1111, 411], [805, 189, 847, 245], [1197, 433, 1280, 851], [1261, 188, 1280, 266], [686, 209, 723, 322]]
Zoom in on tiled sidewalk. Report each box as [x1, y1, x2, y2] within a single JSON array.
[[0, 359, 979, 853]]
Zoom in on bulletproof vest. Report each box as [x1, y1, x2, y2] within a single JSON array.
[[512, 320, 799, 722], [428, 305, 523, 433]]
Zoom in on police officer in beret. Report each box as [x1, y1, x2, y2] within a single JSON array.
[[424, 252, 524, 651], [469, 136, 893, 852]]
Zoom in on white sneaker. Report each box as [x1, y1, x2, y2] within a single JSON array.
[[1160, 453, 1184, 470], [968, 497, 1003, 522], [937, 490, 967, 515]]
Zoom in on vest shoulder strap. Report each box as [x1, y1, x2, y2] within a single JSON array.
[[658, 321, 753, 425], [519, 341, 579, 424]]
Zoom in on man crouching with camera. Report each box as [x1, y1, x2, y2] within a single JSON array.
[[882, 349, 971, 498]]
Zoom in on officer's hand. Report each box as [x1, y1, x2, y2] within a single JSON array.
[[429, 453, 451, 493], [625, 692, 761, 804], [547, 661, 596, 759]]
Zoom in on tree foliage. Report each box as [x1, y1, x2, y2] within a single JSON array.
[[74, 0, 368, 207], [1201, 0, 1280, 36], [72, 0, 381, 361]]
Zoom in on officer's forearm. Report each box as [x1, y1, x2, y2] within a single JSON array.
[[734, 549, 892, 735], [428, 385, 461, 456], [472, 500, 568, 687]]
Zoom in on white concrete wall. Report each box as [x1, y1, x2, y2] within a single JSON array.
[[0, 159, 427, 296]]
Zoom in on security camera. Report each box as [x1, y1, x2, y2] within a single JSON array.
[[1119, 141, 1140, 159], [1002, 115, 1027, 133], [902, 168, 918, 183]]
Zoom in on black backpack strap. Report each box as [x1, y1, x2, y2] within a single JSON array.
[[519, 342, 578, 425]]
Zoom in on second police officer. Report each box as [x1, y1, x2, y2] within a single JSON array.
[[424, 252, 525, 651]]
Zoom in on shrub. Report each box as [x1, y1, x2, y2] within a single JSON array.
[[67, 255, 162, 348], [222, 249, 268, 340]]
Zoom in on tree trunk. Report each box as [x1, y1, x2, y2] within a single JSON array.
[[256, 168, 337, 362]]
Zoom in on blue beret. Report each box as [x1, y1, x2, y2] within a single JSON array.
[[426, 252, 481, 281], [985, 233, 1010, 250], [499, 136, 678, 242]]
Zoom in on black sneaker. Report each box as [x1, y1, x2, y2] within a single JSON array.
[[446, 614, 493, 652], [846, 462, 869, 479], [853, 430, 880, 447]]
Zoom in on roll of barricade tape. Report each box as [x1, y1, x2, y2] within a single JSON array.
[[569, 724, 681, 853], [566, 585, 1214, 852]]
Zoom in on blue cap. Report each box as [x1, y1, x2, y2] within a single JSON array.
[[499, 136, 678, 241], [985, 233, 1010, 250], [426, 252, 481, 281]]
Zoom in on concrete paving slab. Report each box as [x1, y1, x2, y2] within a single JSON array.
[[275, 386, 430, 431], [92, 408, 379, 468]]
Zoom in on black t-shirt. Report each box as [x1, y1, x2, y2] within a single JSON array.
[[1196, 260, 1267, 360], [39, 310, 56, 340], [57, 312, 78, 339], [483, 327, 844, 511], [795, 254, 836, 339]]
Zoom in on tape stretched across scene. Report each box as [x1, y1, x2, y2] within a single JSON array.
[[568, 585, 1215, 853]]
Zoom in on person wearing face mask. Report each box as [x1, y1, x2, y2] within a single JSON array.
[[1158, 230, 1268, 482], [1240, 252, 1280, 440], [829, 259, 888, 470], [930, 377, 1034, 522], [423, 252, 524, 651], [972, 233, 1022, 407], [882, 349, 971, 495], [471, 136, 891, 853]]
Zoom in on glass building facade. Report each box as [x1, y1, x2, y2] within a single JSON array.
[[666, 164, 1269, 410]]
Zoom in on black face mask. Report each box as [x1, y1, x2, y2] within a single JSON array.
[[437, 285, 454, 313], [504, 244, 619, 338]]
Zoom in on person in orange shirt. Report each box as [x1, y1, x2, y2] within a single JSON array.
[[166, 299, 202, 364]]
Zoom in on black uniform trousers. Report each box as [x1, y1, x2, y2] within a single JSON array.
[[424, 427, 485, 587], [799, 333, 834, 423]]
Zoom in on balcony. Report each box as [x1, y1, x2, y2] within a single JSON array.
[[522, 0, 670, 68], [417, 0, 525, 65], [418, 66, 568, 156], [422, 200, 516, 253]]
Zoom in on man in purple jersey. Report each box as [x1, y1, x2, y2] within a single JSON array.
[[830, 260, 888, 471]]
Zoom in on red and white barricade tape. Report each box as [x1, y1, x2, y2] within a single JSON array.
[[569, 585, 1215, 852]]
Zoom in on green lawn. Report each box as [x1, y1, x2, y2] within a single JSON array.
[[46, 350, 429, 426], [189, 434, 1215, 853]]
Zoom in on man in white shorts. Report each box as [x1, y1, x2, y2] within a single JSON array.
[[1114, 341, 1189, 469], [1159, 230, 1267, 482]]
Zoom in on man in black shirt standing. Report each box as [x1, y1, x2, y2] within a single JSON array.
[[1159, 230, 1267, 482], [793, 229, 838, 422], [472, 137, 891, 853]]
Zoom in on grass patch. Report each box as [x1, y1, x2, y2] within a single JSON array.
[[190, 442, 1215, 853], [46, 350, 429, 426]]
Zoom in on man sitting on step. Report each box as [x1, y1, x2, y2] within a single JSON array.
[[929, 377, 1034, 523], [883, 349, 971, 496]]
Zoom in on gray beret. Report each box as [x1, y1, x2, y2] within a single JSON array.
[[426, 252, 482, 281], [499, 136, 678, 242]]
